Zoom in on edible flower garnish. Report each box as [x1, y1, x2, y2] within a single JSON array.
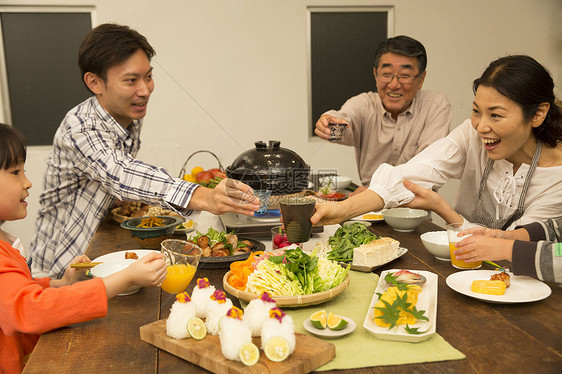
[[259, 291, 275, 303], [176, 292, 191, 303], [210, 289, 227, 303], [226, 306, 244, 320], [196, 277, 211, 288], [269, 307, 286, 323]]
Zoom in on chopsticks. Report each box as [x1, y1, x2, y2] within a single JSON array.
[[70, 262, 101, 268], [483, 260, 504, 269]]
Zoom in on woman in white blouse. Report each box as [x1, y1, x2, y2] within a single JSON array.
[[312, 55, 562, 230]]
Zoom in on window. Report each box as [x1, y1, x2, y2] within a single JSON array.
[[0, 7, 93, 145], [307, 6, 392, 135]]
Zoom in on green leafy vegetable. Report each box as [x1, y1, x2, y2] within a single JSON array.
[[328, 222, 379, 262]]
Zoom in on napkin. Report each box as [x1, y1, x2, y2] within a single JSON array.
[[286, 271, 465, 370]]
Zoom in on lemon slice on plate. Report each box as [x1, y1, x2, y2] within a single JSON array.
[[187, 317, 206, 340], [327, 312, 349, 330], [264, 336, 290, 362], [309, 309, 327, 329], [239, 342, 260, 366]]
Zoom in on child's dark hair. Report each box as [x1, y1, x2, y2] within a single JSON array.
[[0, 123, 27, 170]]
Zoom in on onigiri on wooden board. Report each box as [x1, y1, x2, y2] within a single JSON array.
[[140, 319, 335, 373]]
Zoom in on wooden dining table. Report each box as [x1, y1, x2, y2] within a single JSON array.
[[23, 216, 562, 373]]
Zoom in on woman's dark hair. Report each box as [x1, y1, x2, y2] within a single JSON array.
[[374, 35, 427, 73], [473, 55, 562, 147], [0, 123, 26, 170], [78, 23, 155, 90]]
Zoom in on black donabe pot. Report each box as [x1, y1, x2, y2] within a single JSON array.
[[226, 141, 310, 195]]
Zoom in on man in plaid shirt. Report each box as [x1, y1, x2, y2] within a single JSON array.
[[28, 24, 259, 278]]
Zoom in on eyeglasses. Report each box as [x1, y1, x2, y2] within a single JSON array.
[[375, 72, 421, 84]]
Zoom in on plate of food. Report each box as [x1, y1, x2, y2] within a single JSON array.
[[363, 269, 437, 343], [187, 228, 265, 269], [224, 272, 350, 307], [111, 202, 183, 224], [174, 219, 197, 234], [349, 247, 408, 272], [303, 313, 356, 339], [326, 223, 406, 272], [317, 191, 348, 201], [93, 249, 160, 263], [350, 211, 384, 222], [223, 246, 351, 307], [446, 270, 552, 303]]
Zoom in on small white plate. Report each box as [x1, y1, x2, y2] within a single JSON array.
[[303, 316, 356, 339], [350, 211, 384, 222], [174, 221, 198, 235], [363, 269, 437, 343], [349, 247, 408, 272], [446, 270, 552, 303]]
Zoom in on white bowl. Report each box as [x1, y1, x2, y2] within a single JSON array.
[[91, 259, 138, 295], [420, 231, 450, 261], [320, 176, 352, 191], [382, 208, 428, 232]]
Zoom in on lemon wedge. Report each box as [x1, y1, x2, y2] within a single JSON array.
[[264, 336, 290, 362], [239, 342, 260, 366], [327, 312, 348, 330], [309, 310, 327, 329]]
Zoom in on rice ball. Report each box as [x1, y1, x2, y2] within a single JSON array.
[[166, 292, 197, 340]]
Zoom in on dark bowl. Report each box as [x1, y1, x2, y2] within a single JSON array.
[[120, 216, 184, 239]]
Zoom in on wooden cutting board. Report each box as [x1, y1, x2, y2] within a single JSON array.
[[140, 319, 335, 373]]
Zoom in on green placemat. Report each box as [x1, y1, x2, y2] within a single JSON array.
[[245, 271, 465, 371]]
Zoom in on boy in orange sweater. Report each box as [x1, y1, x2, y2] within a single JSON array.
[[0, 123, 167, 373]]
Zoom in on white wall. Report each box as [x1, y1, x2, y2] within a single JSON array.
[[2, 0, 561, 251]]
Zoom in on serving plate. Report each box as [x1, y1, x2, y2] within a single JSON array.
[[303, 316, 356, 339], [346, 247, 408, 272], [223, 273, 350, 308], [350, 211, 384, 222], [197, 236, 265, 269], [446, 270, 551, 303], [363, 269, 437, 343]]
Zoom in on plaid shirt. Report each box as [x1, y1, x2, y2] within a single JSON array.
[[28, 97, 199, 278]]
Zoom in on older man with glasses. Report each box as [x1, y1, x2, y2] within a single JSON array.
[[315, 35, 452, 196]]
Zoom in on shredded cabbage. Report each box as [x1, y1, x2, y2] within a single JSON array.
[[245, 249, 349, 296]]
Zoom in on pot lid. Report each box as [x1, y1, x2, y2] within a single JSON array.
[[226, 141, 310, 195], [226, 141, 310, 176]]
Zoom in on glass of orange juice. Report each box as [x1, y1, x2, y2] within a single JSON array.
[[160, 239, 202, 294], [446, 222, 483, 269]]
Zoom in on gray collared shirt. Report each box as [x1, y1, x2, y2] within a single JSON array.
[[326, 90, 452, 185]]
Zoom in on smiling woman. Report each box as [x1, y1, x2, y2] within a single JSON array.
[[311, 55, 562, 232]]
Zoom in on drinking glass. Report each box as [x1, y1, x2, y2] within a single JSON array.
[[271, 225, 302, 250], [160, 239, 202, 293], [279, 196, 316, 243], [446, 222, 483, 269], [328, 123, 347, 141], [253, 189, 272, 214]]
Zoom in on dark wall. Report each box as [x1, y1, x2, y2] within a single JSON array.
[[2, 12, 92, 145], [310, 11, 387, 135]]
